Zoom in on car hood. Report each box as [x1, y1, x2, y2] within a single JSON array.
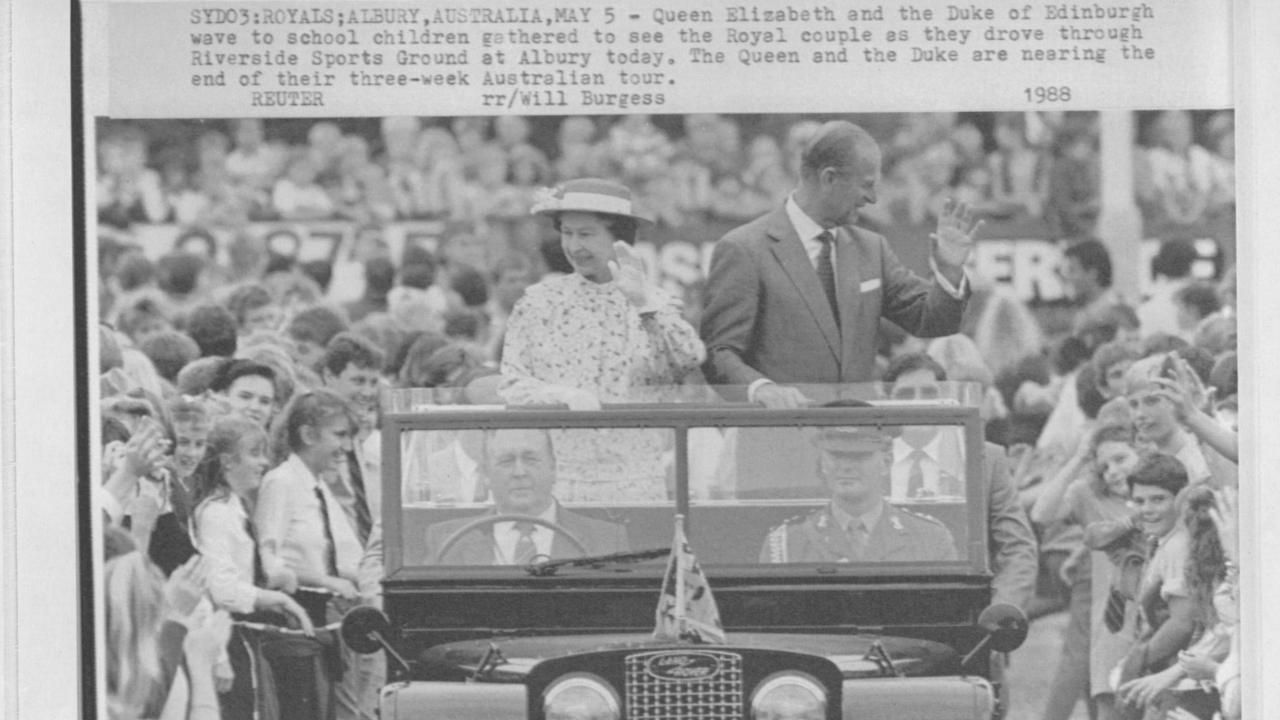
[[419, 632, 959, 680]]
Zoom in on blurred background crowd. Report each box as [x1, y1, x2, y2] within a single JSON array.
[[97, 110, 1235, 247], [95, 111, 1239, 720]]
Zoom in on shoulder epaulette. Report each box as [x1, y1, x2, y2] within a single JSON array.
[[898, 506, 948, 527], [766, 524, 788, 563]]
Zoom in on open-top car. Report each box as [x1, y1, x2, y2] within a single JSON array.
[[344, 383, 1028, 720]]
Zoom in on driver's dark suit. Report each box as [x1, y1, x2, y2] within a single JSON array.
[[423, 505, 630, 565]]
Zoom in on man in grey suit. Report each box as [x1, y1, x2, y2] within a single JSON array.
[[761, 426, 959, 564], [701, 120, 983, 407], [424, 428, 630, 565]]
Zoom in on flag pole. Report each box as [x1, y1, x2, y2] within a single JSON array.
[[674, 513, 687, 638]]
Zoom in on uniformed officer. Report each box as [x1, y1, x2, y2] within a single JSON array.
[[760, 426, 959, 563]]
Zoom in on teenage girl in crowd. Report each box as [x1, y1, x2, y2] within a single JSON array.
[[255, 390, 365, 720], [255, 390, 362, 619], [1033, 423, 1141, 720], [191, 415, 315, 719]]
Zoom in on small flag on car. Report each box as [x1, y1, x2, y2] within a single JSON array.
[[653, 514, 726, 644]]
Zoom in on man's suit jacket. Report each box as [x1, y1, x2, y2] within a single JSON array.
[[883, 437, 1038, 609], [701, 206, 967, 390], [423, 506, 630, 565], [982, 442, 1039, 611]]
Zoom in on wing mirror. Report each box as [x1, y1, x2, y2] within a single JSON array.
[[341, 606, 411, 674], [962, 603, 1029, 667]]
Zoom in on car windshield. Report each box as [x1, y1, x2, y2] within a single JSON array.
[[379, 383, 988, 576]]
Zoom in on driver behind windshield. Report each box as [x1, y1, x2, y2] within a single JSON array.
[[761, 426, 959, 563], [424, 428, 631, 565]]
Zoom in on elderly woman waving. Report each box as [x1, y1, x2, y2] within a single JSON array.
[[500, 178, 705, 501]]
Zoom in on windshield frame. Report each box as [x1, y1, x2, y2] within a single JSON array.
[[380, 400, 989, 583]]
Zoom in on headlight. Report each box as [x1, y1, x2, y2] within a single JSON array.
[[543, 673, 621, 720], [751, 672, 827, 720]]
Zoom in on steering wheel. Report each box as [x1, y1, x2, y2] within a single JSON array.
[[431, 513, 589, 565]]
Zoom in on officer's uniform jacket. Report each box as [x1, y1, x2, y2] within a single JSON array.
[[760, 501, 959, 563]]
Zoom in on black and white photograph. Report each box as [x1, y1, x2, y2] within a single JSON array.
[[83, 107, 1241, 720], [5, 1, 1280, 719]]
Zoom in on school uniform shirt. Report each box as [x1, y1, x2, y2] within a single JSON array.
[[1136, 524, 1190, 637], [255, 453, 363, 584], [360, 430, 382, 522], [322, 445, 375, 547], [194, 494, 261, 614]]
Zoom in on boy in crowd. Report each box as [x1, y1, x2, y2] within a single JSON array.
[[1062, 239, 1128, 335], [1085, 453, 1193, 717], [1124, 359, 1213, 485], [319, 332, 386, 542], [224, 282, 282, 337], [286, 305, 349, 372], [319, 332, 388, 720]]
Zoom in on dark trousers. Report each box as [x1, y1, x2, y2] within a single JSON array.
[[265, 635, 337, 720], [255, 599, 344, 720], [293, 590, 332, 628], [221, 625, 255, 720], [223, 612, 289, 720]]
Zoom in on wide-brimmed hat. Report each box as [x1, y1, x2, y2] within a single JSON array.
[[530, 178, 652, 224]]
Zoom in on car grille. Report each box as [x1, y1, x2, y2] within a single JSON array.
[[624, 650, 744, 719]]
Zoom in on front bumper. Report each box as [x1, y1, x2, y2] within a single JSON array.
[[378, 674, 996, 720]]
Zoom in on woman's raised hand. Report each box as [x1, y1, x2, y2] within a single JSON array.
[[608, 241, 651, 309]]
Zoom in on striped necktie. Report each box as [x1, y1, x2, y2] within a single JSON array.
[[240, 497, 267, 587], [816, 230, 839, 324], [512, 521, 538, 565], [345, 450, 373, 545], [313, 485, 339, 577], [847, 520, 869, 561], [906, 449, 927, 498]]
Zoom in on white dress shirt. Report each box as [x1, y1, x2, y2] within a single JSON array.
[[785, 194, 838, 279], [891, 430, 966, 500], [784, 193, 968, 297], [360, 430, 383, 521], [892, 435, 942, 500], [255, 453, 363, 584], [194, 494, 260, 614]]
